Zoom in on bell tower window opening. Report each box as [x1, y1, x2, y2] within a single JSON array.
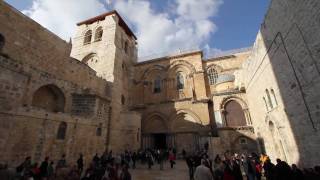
[[94, 27, 103, 42], [83, 30, 92, 45]]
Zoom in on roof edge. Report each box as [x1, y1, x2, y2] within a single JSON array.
[[76, 10, 137, 40]]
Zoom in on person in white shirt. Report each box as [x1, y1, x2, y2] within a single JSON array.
[[194, 159, 214, 180]]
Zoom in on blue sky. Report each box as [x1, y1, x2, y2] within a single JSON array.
[[5, 0, 270, 57]]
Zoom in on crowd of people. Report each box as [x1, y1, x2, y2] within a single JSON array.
[[186, 150, 320, 180], [1, 148, 320, 180], [0, 148, 178, 180]]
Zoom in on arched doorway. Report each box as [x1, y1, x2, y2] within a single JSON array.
[[171, 111, 204, 153], [224, 100, 246, 126], [32, 84, 65, 112], [142, 113, 169, 149]]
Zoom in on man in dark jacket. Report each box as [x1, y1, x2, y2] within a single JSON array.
[[40, 156, 49, 178]]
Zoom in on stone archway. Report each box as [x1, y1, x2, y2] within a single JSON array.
[[142, 112, 169, 149], [169, 110, 205, 153], [224, 100, 246, 126], [32, 84, 65, 112], [220, 97, 251, 127]]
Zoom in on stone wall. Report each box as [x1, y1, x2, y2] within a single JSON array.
[[0, 1, 112, 166], [242, 0, 320, 167]]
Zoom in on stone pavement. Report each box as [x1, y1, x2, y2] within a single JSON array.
[[131, 160, 189, 180]]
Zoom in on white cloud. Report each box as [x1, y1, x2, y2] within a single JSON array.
[[23, 0, 106, 40], [114, 0, 223, 58], [22, 0, 223, 58]]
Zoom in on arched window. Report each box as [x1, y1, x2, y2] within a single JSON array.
[[94, 27, 103, 41], [263, 97, 269, 111], [176, 72, 184, 90], [224, 100, 247, 126], [266, 89, 273, 109], [270, 89, 278, 106], [32, 84, 65, 112], [207, 68, 218, 85], [57, 122, 67, 140], [0, 33, 5, 52], [154, 76, 161, 93], [96, 123, 102, 136], [83, 30, 92, 45]]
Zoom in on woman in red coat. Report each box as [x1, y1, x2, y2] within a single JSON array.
[[168, 152, 176, 169]]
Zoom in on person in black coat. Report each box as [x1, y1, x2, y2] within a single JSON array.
[[40, 156, 49, 178]]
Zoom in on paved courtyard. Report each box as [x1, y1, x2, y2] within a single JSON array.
[[131, 160, 189, 180]]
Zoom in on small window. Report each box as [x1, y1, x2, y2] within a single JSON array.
[[83, 30, 92, 45], [124, 41, 129, 54], [266, 89, 273, 109], [57, 122, 67, 140], [0, 33, 5, 52], [96, 123, 102, 136], [177, 72, 184, 90], [263, 97, 269, 111], [154, 76, 161, 93], [94, 27, 103, 41], [121, 95, 125, 105], [239, 138, 247, 144], [208, 68, 218, 85], [271, 89, 278, 106]]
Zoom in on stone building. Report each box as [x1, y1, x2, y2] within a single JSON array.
[[0, 2, 140, 166], [1, 0, 320, 168], [132, 49, 257, 156]]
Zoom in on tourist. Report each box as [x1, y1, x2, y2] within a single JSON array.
[[30, 162, 41, 180], [291, 164, 304, 180], [131, 152, 137, 169], [274, 158, 292, 180], [120, 164, 131, 180], [254, 159, 262, 180], [203, 154, 213, 177], [16, 156, 32, 178], [93, 153, 100, 166], [159, 149, 165, 170], [246, 155, 256, 180], [182, 149, 187, 159], [194, 159, 213, 180], [263, 158, 275, 180], [39, 156, 49, 179], [77, 154, 84, 175], [186, 155, 195, 180], [232, 155, 243, 180], [47, 161, 54, 179], [168, 151, 176, 169], [146, 151, 154, 169], [56, 154, 67, 168], [213, 155, 223, 180], [0, 163, 15, 180]]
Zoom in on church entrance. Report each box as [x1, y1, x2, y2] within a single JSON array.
[[153, 133, 166, 149]]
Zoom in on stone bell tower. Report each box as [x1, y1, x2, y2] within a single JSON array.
[[70, 11, 141, 151]]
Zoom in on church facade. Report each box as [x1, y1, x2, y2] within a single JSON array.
[[1, 0, 320, 168]]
